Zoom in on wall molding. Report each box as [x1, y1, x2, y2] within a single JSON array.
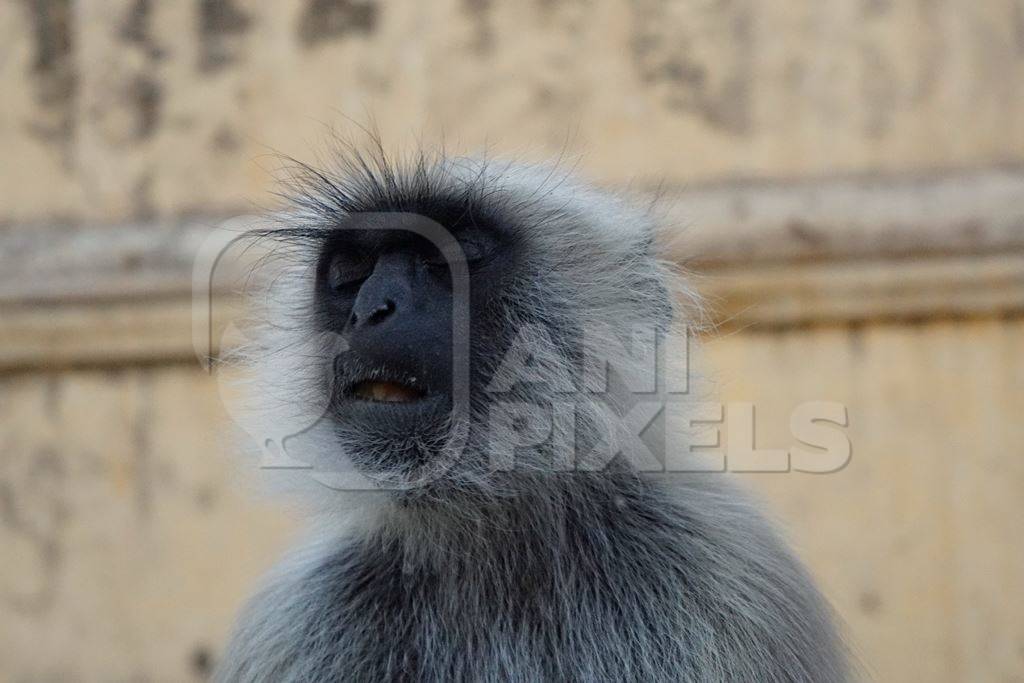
[[3, 168, 1023, 370]]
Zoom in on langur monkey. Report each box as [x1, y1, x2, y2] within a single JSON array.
[[215, 148, 849, 682]]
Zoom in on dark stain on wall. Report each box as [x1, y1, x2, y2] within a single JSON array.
[[121, 0, 150, 44], [20, 0, 77, 168], [861, 0, 892, 18], [194, 484, 218, 510], [198, 0, 252, 73], [1013, 1, 1024, 57], [120, 0, 165, 60], [858, 590, 883, 615], [132, 372, 154, 519], [191, 645, 214, 678], [212, 124, 242, 152], [298, 0, 378, 47], [0, 446, 67, 615], [787, 219, 827, 247], [127, 75, 163, 141], [861, 44, 898, 139], [846, 321, 865, 357], [911, 0, 942, 104], [44, 374, 62, 418], [109, 0, 165, 154], [463, 0, 494, 55], [132, 171, 157, 221], [630, 0, 753, 135]]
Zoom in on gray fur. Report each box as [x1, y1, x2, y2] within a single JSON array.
[[216, 149, 850, 682]]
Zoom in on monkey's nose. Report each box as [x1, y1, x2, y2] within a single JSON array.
[[346, 252, 411, 331]]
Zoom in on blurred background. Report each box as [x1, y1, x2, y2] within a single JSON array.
[[1, 1, 1023, 681]]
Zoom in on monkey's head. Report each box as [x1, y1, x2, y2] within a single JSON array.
[[246, 150, 695, 508]]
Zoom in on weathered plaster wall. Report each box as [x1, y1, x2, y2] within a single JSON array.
[[2, 2, 1023, 681], [2, 0, 1023, 224], [2, 320, 1023, 681]]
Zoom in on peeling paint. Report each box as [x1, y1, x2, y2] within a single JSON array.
[[198, 0, 252, 73], [630, 0, 753, 135], [298, 0, 378, 47], [0, 447, 66, 615], [1014, 1, 1024, 57], [120, 0, 165, 60], [19, 0, 77, 168]]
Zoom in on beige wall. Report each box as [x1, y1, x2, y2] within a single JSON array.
[[2, 1, 1024, 681], [715, 320, 1024, 682], [2, 320, 1022, 681]]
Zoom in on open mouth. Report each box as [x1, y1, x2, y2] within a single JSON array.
[[350, 379, 427, 403]]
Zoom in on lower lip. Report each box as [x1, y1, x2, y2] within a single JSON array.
[[337, 392, 447, 411]]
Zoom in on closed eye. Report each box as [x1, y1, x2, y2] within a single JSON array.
[[326, 251, 373, 290]]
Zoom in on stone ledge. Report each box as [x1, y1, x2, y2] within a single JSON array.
[[2, 168, 1022, 369]]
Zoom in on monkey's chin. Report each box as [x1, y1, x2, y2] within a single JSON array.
[[330, 392, 455, 480]]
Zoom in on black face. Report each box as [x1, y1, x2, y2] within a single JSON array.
[[314, 212, 514, 474]]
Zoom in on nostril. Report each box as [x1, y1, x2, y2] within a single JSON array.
[[351, 299, 396, 328], [367, 299, 396, 325]]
